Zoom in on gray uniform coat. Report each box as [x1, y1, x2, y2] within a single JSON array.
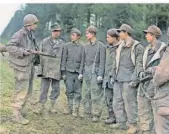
[[38, 36, 64, 80]]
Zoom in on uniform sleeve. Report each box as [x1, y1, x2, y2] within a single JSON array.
[[61, 43, 67, 71], [153, 46, 169, 87], [131, 44, 144, 81], [99, 43, 106, 77], [79, 45, 85, 74], [6, 32, 26, 58]]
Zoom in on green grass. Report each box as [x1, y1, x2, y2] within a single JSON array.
[[0, 54, 126, 134]]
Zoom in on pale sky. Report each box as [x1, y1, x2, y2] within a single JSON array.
[[0, 3, 21, 35]]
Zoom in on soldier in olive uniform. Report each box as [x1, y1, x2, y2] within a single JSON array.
[[6, 14, 39, 125], [138, 25, 167, 134], [111, 24, 144, 134], [61, 28, 84, 117], [153, 46, 169, 134], [34, 23, 64, 114], [83, 26, 106, 122], [103, 29, 121, 124]]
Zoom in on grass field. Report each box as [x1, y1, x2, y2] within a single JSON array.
[[0, 53, 126, 134]]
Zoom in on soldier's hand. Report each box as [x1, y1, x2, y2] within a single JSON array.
[[146, 67, 156, 75], [61, 71, 66, 80], [110, 77, 115, 85], [129, 81, 138, 88], [23, 50, 31, 56], [27, 49, 39, 54], [78, 74, 83, 81], [138, 72, 146, 79], [97, 76, 103, 83]]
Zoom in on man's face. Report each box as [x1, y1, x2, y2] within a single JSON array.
[[106, 34, 117, 45], [30, 22, 38, 31], [52, 30, 61, 38], [145, 32, 154, 43], [119, 30, 128, 40], [71, 33, 80, 41], [85, 31, 94, 40]]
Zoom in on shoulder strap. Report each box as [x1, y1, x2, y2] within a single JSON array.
[[92, 42, 100, 73], [143, 44, 151, 70], [147, 42, 167, 66], [115, 41, 124, 74], [131, 40, 140, 65]]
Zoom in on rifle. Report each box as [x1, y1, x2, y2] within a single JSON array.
[[139, 75, 153, 83], [0, 45, 56, 58], [139, 74, 154, 100], [26, 49, 57, 58]]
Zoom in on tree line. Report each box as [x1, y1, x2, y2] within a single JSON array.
[[1, 4, 169, 44]]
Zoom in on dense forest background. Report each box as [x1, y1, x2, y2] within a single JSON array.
[[1, 4, 169, 44]]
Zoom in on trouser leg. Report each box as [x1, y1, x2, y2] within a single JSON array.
[[123, 82, 138, 126], [50, 79, 60, 102], [65, 71, 74, 114], [90, 73, 104, 118], [73, 73, 82, 109], [39, 78, 50, 104], [105, 88, 116, 120], [113, 82, 127, 123], [138, 96, 154, 133]]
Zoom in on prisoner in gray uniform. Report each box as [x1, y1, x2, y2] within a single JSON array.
[[34, 23, 64, 114], [103, 28, 120, 125], [83, 26, 106, 122], [111, 24, 144, 134], [61, 28, 84, 117], [138, 25, 167, 134]]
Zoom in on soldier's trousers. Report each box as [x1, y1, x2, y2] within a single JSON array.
[[11, 64, 34, 111], [65, 71, 82, 109], [154, 91, 169, 134], [113, 81, 137, 125], [39, 78, 60, 104], [105, 87, 116, 120], [83, 71, 104, 117], [138, 96, 154, 133]]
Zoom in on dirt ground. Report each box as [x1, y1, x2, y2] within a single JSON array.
[[0, 55, 126, 134]]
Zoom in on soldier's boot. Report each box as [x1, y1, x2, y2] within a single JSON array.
[[64, 98, 73, 115], [105, 118, 116, 124], [110, 122, 128, 130], [127, 125, 138, 134], [72, 107, 79, 118], [105, 112, 116, 125], [92, 116, 100, 123], [12, 109, 29, 125], [49, 101, 57, 113], [33, 103, 44, 114]]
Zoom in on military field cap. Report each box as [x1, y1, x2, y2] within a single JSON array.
[[107, 28, 119, 37], [86, 26, 97, 34], [143, 25, 162, 37], [71, 28, 81, 36], [50, 23, 62, 31], [117, 24, 134, 35]]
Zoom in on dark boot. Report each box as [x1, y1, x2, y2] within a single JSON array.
[[110, 122, 127, 130], [105, 111, 116, 124], [105, 118, 116, 124]]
